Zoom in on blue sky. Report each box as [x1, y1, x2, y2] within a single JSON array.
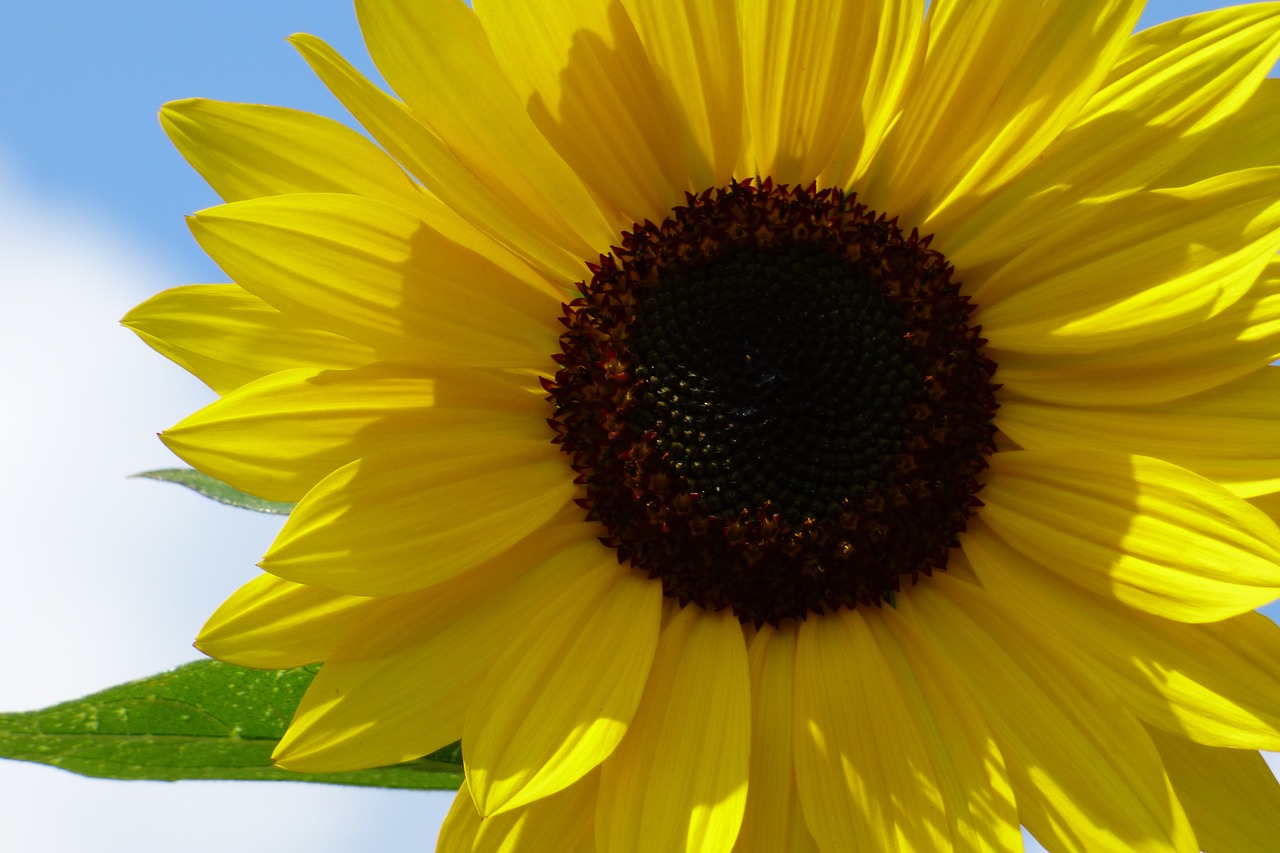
[[0, 2, 1270, 851]]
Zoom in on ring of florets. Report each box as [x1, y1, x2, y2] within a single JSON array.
[[544, 178, 998, 626]]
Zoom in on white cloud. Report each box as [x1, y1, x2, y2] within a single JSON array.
[[0, 156, 452, 851]]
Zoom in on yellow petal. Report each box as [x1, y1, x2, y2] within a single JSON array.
[[1147, 728, 1280, 853], [993, 258, 1280, 406], [189, 193, 560, 367], [273, 521, 597, 772], [898, 575, 1196, 853], [263, 440, 572, 596], [865, 1, 1139, 226], [439, 780, 487, 853], [794, 608, 942, 851], [955, 0, 1144, 189], [1153, 78, 1280, 188], [974, 167, 1280, 355], [740, 0, 923, 187], [475, 0, 687, 224], [1250, 490, 1280, 522], [621, 0, 744, 187], [163, 94, 567, 303], [923, 0, 1143, 226], [869, 607, 1022, 853], [820, 0, 925, 190], [794, 607, 1019, 852], [159, 98, 429, 211], [438, 776, 597, 853], [122, 284, 377, 395], [289, 32, 587, 286], [162, 362, 539, 502], [979, 451, 1280, 622], [732, 625, 819, 853], [1098, 3, 1280, 135], [465, 566, 660, 815], [596, 603, 749, 853], [354, 0, 614, 256], [997, 367, 1280, 497], [943, 3, 1280, 271], [965, 519, 1280, 750], [196, 573, 375, 670]]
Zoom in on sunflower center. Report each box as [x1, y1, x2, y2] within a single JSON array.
[[547, 179, 998, 625], [631, 243, 918, 523]]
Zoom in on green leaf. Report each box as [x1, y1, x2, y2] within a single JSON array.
[[0, 660, 463, 790], [132, 468, 296, 514]]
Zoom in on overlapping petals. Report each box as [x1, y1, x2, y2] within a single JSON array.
[[130, 2, 1280, 852]]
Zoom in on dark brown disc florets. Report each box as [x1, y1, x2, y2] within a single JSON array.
[[545, 178, 998, 626]]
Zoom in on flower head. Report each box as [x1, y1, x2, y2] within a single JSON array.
[[126, 1, 1280, 850]]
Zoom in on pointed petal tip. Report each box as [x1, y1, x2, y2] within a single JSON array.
[[287, 32, 323, 51], [158, 97, 199, 121], [269, 736, 308, 771]]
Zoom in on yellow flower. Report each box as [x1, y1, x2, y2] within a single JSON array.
[[124, 1, 1280, 850]]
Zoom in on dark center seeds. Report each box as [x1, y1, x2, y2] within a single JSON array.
[[632, 244, 919, 523], [546, 179, 998, 625]]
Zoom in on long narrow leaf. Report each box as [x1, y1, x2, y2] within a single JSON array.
[[0, 660, 462, 790], [132, 468, 296, 514]]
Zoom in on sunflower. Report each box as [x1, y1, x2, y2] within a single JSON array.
[[123, 1, 1280, 850]]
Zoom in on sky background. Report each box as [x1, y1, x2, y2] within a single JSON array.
[[0, 2, 1271, 851]]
